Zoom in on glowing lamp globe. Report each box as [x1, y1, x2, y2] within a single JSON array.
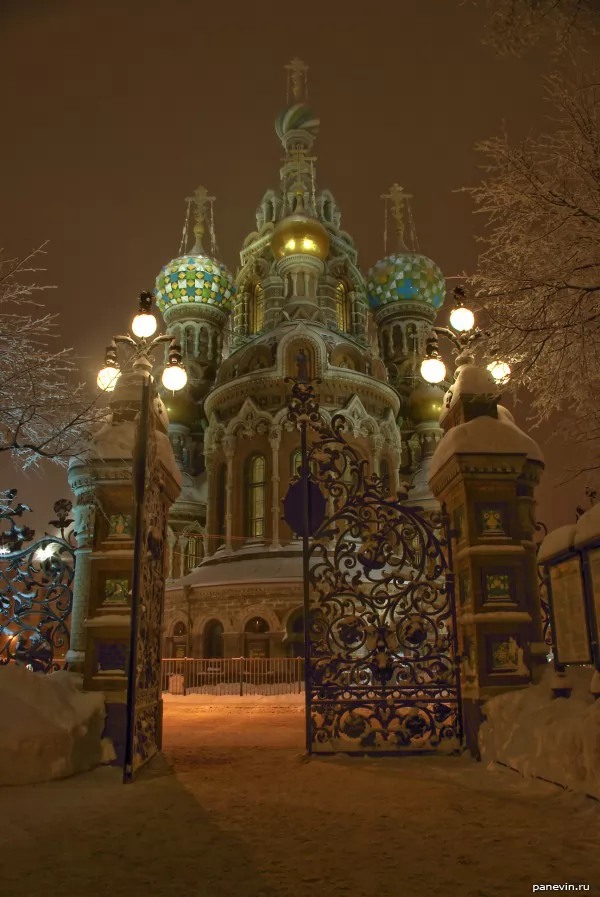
[[161, 364, 187, 392], [449, 305, 475, 333], [131, 312, 158, 339], [97, 365, 121, 392], [420, 356, 446, 384], [487, 361, 511, 384]]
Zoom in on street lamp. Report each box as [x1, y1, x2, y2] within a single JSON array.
[[420, 286, 510, 386], [97, 290, 187, 784], [97, 291, 187, 394]]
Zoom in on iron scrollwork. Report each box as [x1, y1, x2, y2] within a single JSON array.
[[0, 492, 75, 672], [128, 394, 168, 778], [286, 379, 462, 754]]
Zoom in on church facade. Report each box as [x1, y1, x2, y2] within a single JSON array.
[[157, 60, 447, 660]]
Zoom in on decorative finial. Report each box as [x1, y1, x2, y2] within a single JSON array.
[[186, 185, 216, 254], [285, 58, 308, 103], [381, 183, 412, 251]]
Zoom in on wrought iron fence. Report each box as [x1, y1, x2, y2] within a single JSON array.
[[161, 657, 304, 696], [534, 519, 553, 651], [0, 492, 75, 673]]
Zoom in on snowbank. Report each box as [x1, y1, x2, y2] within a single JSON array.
[[479, 665, 600, 800], [0, 664, 115, 786]]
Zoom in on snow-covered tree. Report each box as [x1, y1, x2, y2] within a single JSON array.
[[0, 244, 100, 468], [473, 0, 599, 54], [464, 70, 600, 476]]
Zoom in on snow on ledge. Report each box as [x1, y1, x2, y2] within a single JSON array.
[[429, 413, 544, 481], [539, 504, 600, 561], [0, 664, 115, 786], [479, 664, 600, 801], [538, 524, 577, 563]]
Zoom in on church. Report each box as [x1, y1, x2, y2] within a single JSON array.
[[157, 60, 447, 660]]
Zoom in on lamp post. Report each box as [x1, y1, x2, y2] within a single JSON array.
[[419, 286, 511, 386], [97, 290, 188, 784]]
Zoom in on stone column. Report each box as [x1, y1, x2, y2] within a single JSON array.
[[371, 434, 384, 477], [270, 425, 282, 549], [203, 451, 213, 558], [64, 491, 96, 668], [68, 371, 181, 765], [224, 435, 235, 551], [428, 359, 545, 758]]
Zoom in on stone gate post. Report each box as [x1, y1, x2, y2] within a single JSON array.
[[67, 372, 181, 764], [428, 357, 547, 758]]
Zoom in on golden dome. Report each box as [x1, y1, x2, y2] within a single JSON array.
[[271, 212, 330, 262], [163, 391, 198, 427], [406, 382, 445, 425]]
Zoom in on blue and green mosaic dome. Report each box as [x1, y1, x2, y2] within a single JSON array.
[[154, 254, 235, 313], [366, 253, 446, 311]]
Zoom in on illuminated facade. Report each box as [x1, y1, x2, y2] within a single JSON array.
[[158, 60, 446, 659]]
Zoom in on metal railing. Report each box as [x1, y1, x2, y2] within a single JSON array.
[[161, 657, 304, 696]]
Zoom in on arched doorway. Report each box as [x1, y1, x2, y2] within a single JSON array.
[[203, 619, 224, 658], [285, 608, 305, 658], [244, 616, 269, 658]]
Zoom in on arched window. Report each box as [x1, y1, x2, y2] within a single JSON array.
[[380, 459, 390, 495], [203, 619, 224, 658], [250, 283, 265, 333], [334, 282, 349, 331], [215, 463, 227, 547], [291, 448, 302, 478], [173, 621, 187, 638], [291, 447, 317, 480], [185, 535, 203, 573], [185, 327, 195, 357], [246, 454, 266, 538]]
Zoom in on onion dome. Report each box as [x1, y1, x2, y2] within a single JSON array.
[[154, 253, 235, 313], [271, 193, 330, 262], [163, 391, 198, 428], [275, 103, 320, 144], [405, 382, 445, 425], [366, 252, 446, 312]]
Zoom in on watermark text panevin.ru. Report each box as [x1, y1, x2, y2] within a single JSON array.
[[533, 886, 590, 892]]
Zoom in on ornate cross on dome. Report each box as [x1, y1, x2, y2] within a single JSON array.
[[186, 185, 216, 254], [285, 58, 308, 102], [381, 183, 412, 251]]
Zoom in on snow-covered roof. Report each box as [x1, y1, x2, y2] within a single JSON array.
[[539, 503, 600, 560], [429, 413, 544, 481], [168, 543, 303, 591], [574, 502, 600, 548]]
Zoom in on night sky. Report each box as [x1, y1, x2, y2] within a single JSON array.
[[0, 0, 589, 535]]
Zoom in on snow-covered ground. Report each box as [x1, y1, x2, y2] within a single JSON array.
[[1, 697, 599, 897], [0, 663, 114, 785], [480, 665, 600, 800]]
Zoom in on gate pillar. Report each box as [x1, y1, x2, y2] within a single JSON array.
[[428, 358, 546, 758], [67, 372, 180, 765]]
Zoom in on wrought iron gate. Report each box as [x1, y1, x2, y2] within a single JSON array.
[[287, 379, 462, 754], [124, 378, 168, 782], [0, 492, 74, 672]]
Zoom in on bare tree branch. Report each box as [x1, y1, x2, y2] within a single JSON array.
[[0, 245, 105, 469], [461, 69, 600, 480]]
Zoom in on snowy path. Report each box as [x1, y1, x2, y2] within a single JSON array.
[[1, 696, 599, 897]]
